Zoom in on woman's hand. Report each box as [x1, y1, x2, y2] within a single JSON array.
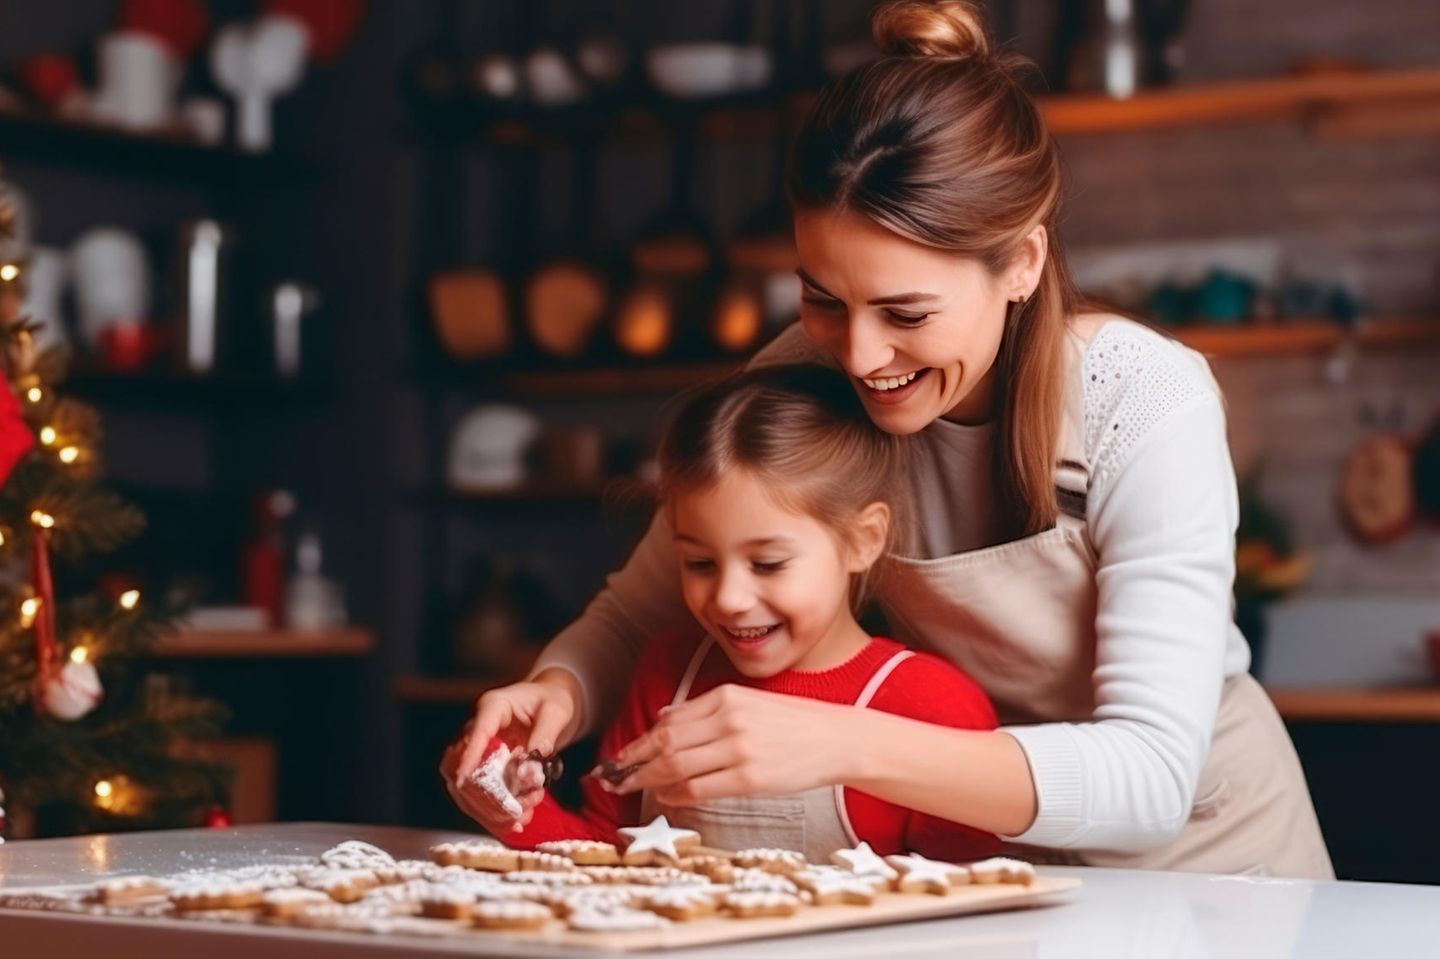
[[608, 684, 860, 805], [450, 668, 582, 785], [439, 731, 546, 835], [440, 667, 582, 832]]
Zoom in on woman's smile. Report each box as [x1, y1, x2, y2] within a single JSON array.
[[858, 367, 931, 405]]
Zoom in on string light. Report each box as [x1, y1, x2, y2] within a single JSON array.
[[119, 590, 140, 610], [19, 597, 39, 628], [93, 780, 113, 800], [26, 387, 41, 403], [30, 510, 54, 529], [38, 426, 56, 446], [69, 646, 89, 664], [58, 447, 79, 464], [0, 264, 18, 282]]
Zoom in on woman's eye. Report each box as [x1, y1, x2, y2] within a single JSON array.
[[683, 559, 715, 573], [753, 560, 789, 574], [801, 296, 842, 312], [885, 310, 931, 326]]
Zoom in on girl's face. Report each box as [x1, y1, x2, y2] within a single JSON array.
[[670, 470, 877, 678], [793, 206, 1040, 435]]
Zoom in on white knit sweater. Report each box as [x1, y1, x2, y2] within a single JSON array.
[[533, 316, 1250, 852]]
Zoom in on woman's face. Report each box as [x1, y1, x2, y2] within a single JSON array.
[[793, 206, 1028, 435]]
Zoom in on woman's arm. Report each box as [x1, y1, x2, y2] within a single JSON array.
[[617, 347, 1238, 850]]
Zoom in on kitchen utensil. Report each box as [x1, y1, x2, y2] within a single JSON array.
[[428, 269, 512, 360], [447, 405, 542, 492], [270, 280, 318, 378], [93, 30, 179, 130], [173, 219, 233, 374], [1339, 433, 1416, 545], [211, 14, 309, 151], [524, 136, 609, 359], [70, 227, 151, 347]]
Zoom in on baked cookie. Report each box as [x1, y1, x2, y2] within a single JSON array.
[[679, 855, 735, 884], [734, 847, 807, 876], [721, 890, 801, 918], [567, 903, 670, 932], [536, 839, 621, 866], [320, 840, 396, 872], [792, 870, 879, 906], [965, 856, 1036, 886], [616, 815, 700, 865], [417, 885, 476, 919], [471, 899, 554, 931], [885, 853, 971, 895], [171, 879, 265, 911], [260, 887, 333, 919], [830, 841, 899, 882], [93, 876, 169, 904], [430, 840, 519, 873], [517, 851, 576, 872], [643, 887, 720, 921]]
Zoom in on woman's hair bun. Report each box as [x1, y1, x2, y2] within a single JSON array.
[[871, 0, 991, 61]]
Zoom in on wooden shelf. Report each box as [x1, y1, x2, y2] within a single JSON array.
[[1268, 686, 1440, 723], [147, 627, 375, 659], [1172, 317, 1440, 357], [64, 370, 328, 407], [407, 67, 1440, 146], [498, 360, 741, 396], [0, 108, 314, 186], [1040, 66, 1440, 135]]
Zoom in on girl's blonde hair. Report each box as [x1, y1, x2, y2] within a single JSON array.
[[657, 364, 908, 609], [786, 0, 1077, 538]]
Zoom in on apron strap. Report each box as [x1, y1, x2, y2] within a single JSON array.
[[671, 636, 716, 707], [833, 648, 917, 848]]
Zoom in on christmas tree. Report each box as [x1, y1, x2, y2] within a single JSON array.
[[0, 166, 230, 840]]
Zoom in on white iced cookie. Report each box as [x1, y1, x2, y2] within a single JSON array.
[[733, 847, 807, 876], [885, 853, 972, 895], [567, 903, 670, 931], [320, 840, 396, 871], [471, 899, 553, 930], [830, 841, 898, 882], [471, 743, 526, 819], [964, 856, 1036, 886], [721, 890, 801, 918], [616, 815, 701, 865]]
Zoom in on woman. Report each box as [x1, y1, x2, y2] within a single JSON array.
[[445, 0, 1332, 879]]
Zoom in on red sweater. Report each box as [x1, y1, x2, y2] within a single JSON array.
[[502, 634, 1002, 860]]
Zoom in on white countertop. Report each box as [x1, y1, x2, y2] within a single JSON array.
[[1, 822, 1434, 958]]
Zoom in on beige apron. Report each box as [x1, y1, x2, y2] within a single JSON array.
[[876, 329, 1333, 879], [640, 637, 916, 861]]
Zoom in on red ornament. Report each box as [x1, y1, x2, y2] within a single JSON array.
[[0, 372, 36, 491], [16, 54, 80, 107], [119, 0, 211, 61], [263, 0, 364, 63], [204, 806, 232, 829]]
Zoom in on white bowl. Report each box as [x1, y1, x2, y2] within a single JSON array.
[[646, 43, 772, 99]]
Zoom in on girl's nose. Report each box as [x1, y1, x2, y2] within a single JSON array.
[[712, 567, 754, 615]]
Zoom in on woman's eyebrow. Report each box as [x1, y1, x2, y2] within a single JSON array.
[[796, 268, 939, 306]]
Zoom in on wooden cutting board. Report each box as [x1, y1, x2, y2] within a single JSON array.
[[505, 877, 1081, 952]]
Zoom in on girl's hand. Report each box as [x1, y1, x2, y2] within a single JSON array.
[[608, 684, 859, 805]]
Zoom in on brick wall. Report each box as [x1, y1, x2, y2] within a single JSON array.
[[1050, 0, 1440, 594]]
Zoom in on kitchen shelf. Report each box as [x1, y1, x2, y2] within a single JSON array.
[[1268, 686, 1440, 724], [147, 627, 375, 659], [64, 370, 328, 407], [407, 66, 1440, 146], [1172, 317, 1440, 357], [1040, 66, 1440, 136], [0, 108, 315, 186]]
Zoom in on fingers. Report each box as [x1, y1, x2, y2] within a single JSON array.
[[617, 738, 737, 796], [654, 767, 751, 807], [526, 697, 571, 756], [455, 698, 512, 785], [614, 696, 727, 768]]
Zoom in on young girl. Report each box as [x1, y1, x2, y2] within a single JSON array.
[[452, 365, 1000, 862]]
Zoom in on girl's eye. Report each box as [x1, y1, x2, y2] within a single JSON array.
[[683, 559, 715, 573], [753, 560, 789, 574], [885, 310, 932, 326]]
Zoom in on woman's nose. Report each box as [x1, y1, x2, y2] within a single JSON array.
[[839, 314, 894, 377]]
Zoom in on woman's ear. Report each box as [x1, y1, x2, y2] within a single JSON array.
[[1005, 224, 1047, 301], [847, 501, 892, 572]]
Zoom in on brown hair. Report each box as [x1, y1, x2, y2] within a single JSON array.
[[657, 364, 908, 609], [786, 0, 1079, 538]]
